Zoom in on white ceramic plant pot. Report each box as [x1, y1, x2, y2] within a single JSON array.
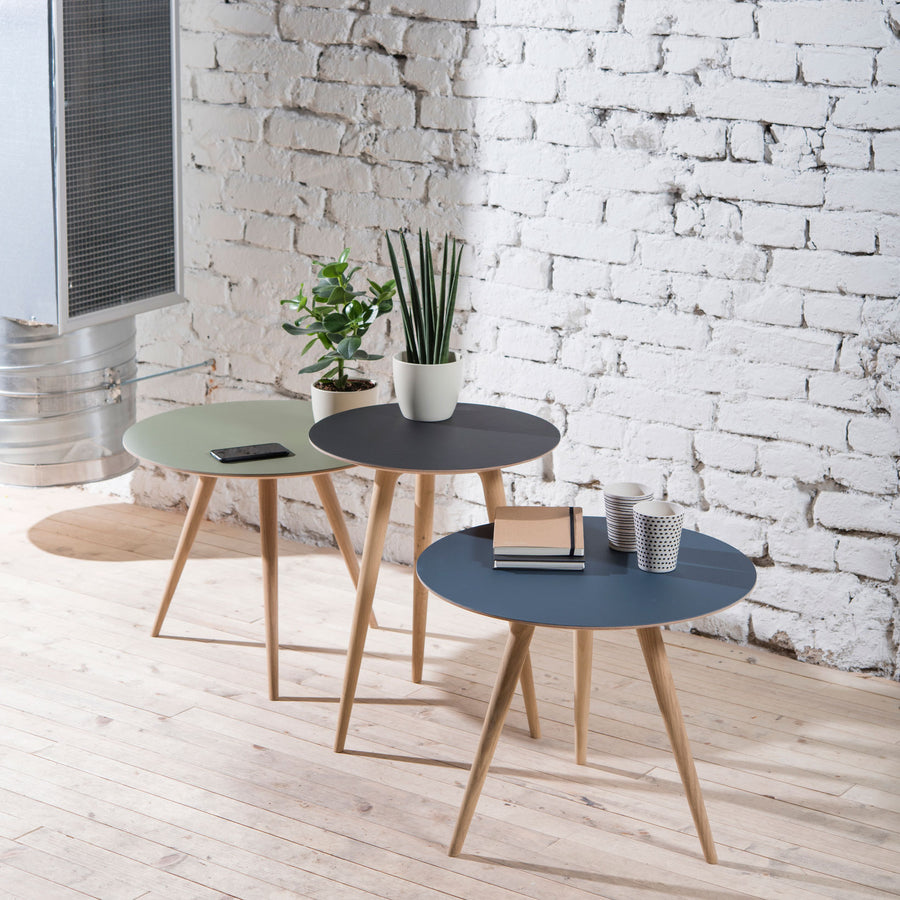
[[310, 380, 378, 422], [392, 351, 463, 422]]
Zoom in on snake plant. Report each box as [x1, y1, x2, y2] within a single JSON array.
[[385, 230, 463, 365]]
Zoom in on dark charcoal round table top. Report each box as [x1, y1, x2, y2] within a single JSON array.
[[308, 403, 561, 474], [416, 517, 757, 630], [123, 400, 352, 479]]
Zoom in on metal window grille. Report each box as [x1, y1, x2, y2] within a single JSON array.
[[63, 0, 176, 319]]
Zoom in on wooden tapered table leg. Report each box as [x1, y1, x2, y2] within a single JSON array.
[[637, 626, 717, 864], [574, 629, 593, 765], [478, 468, 541, 739], [449, 621, 535, 857], [518, 652, 541, 740], [312, 472, 377, 629], [335, 469, 400, 752], [412, 473, 435, 684], [258, 478, 280, 701], [152, 475, 217, 637], [478, 469, 507, 522]]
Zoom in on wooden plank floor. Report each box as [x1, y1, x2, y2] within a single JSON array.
[[1, 484, 898, 900]]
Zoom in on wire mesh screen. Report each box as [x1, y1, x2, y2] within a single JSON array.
[[63, 0, 176, 319]]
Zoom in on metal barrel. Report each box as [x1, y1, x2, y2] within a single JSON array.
[[0, 316, 137, 486]]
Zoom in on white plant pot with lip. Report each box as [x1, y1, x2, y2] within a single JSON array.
[[310, 380, 378, 422], [392, 351, 463, 422]]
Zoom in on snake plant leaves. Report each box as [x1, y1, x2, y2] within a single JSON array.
[[385, 229, 462, 366]]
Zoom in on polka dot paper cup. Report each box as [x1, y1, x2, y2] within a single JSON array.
[[632, 500, 685, 573]]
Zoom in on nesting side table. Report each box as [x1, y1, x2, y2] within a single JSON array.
[[124, 399, 360, 700], [417, 517, 757, 860], [309, 402, 561, 752]]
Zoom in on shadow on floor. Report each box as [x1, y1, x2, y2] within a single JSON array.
[[27, 502, 308, 562]]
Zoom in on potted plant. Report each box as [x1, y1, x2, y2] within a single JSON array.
[[385, 229, 464, 421], [281, 249, 396, 420]]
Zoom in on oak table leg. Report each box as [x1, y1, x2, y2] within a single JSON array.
[[312, 472, 377, 629], [478, 468, 541, 739], [637, 625, 717, 864], [574, 629, 593, 765], [335, 468, 400, 752], [412, 473, 435, 684], [449, 620, 535, 857], [478, 469, 507, 522], [517, 652, 541, 740], [152, 474, 217, 637], [258, 478, 280, 701]]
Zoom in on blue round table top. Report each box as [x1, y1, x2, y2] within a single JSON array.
[[309, 403, 560, 474], [123, 400, 352, 479], [416, 517, 757, 630]]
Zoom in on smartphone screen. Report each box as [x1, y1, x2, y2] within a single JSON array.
[[209, 442, 293, 463]]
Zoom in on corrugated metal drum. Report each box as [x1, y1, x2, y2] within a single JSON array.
[[0, 316, 137, 486]]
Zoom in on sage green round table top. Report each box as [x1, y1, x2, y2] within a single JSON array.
[[123, 400, 353, 479]]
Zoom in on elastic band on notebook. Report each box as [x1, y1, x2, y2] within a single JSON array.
[[568, 506, 575, 557]]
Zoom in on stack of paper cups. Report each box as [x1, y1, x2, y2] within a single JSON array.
[[603, 482, 653, 551]]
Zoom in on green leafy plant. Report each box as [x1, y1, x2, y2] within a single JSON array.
[[385, 230, 463, 365], [281, 249, 396, 391]]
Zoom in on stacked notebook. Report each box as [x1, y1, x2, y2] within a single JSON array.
[[493, 506, 585, 570]]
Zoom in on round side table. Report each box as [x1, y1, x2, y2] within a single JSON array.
[[124, 399, 359, 700], [416, 516, 757, 861], [309, 402, 561, 752]]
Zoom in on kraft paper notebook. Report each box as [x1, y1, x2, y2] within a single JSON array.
[[493, 506, 585, 569]]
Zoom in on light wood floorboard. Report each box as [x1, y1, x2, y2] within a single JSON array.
[[1, 485, 898, 899]]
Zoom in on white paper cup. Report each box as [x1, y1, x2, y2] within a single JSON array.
[[632, 500, 684, 573], [603, 482, 652, 551], [603, 482, 652, 500]]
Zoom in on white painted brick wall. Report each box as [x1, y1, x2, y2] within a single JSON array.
[[801, 46, 874, 88], [624, 0, 755, 39], [741, 205, 807, 249], [731, 39, 797, 83], [129, 0, 900, 678], [663, 36, 727, 75]]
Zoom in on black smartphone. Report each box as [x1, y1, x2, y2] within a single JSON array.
[[209, 442, 293, 463]]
